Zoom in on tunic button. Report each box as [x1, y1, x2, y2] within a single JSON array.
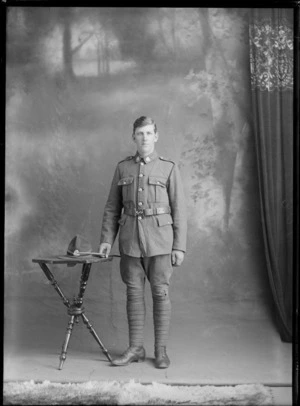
[[138, 202, 143, 206], [140, 162, 144, 166], [138, 216, 142, 220], [139, 173, 144, 177], [138, 188, 143, 192]]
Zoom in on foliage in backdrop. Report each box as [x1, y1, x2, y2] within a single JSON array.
[[5, 8, 274, 352]]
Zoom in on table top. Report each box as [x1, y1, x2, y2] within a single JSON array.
[[32, 255, 115, 265]]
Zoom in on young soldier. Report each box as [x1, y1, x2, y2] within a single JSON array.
[[99, 116, 187, 369]]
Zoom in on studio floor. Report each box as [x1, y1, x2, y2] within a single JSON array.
[[4, 296, 292, 405]]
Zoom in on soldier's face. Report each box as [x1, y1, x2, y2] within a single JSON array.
[[133, 124, 159, 156]]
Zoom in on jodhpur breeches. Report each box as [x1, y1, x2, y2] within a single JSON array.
[[120, 254, 173, 349]]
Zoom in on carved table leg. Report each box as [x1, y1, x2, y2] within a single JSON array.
[[39, 261, 113, 368], [76, 263, 112, 362], [81, 312, 112, 362], [39, 263, 71, 309], [59, 315, 76, 370], [75, 263, 91, 307]]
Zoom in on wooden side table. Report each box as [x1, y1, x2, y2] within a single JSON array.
[[32, 255, 114, 370]]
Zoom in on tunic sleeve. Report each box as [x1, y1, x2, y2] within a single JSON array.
[[168, 164, 187, 252], [100, 165, 123, 246]]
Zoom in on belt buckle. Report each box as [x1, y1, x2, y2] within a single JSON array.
[[135, 209, 144, 218]]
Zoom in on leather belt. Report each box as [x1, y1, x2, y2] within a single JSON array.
[[124, 206, 171, 217]]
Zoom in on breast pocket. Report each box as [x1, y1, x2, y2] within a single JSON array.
[[148, 176, 169, 203], [118, 176, 134, 202]]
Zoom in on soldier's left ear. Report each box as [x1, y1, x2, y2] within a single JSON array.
[[154, 132, 159, 142]]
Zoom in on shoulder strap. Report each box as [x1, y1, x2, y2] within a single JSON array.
[[118, 156, 134, 164], [159, 156, 175, 165]]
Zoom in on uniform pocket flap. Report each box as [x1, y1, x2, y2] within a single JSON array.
[[118, 214, 127, 225], [118, 176, 134, 186], [149, 176, 167, 187], [156, 213, 173, 226]]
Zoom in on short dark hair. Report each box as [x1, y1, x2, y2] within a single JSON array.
[[133, 116, 157, 133]]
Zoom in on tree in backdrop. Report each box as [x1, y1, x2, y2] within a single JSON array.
[[181, 8, 252, 232]]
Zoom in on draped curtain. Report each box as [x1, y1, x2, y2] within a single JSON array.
[[249, 8, 293, 342]]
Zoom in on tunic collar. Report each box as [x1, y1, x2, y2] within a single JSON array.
[[134, 150, 158, 164]]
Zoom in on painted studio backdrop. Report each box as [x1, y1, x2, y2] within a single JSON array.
[[5, 8, 292, 357]]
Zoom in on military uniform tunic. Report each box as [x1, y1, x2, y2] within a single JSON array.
[[100, 150, 187, 257]]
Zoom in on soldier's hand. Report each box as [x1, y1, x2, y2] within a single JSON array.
[[171, 250, 185, 267], [99, 243, 112, 258]]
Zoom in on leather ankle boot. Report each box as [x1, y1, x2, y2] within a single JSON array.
[[154, 346, 170, 369], [111, 346, 146, 366]]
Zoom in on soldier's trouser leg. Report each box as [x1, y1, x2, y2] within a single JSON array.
[[120, 255, 146, 347], [143, 255, 173, 348]]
